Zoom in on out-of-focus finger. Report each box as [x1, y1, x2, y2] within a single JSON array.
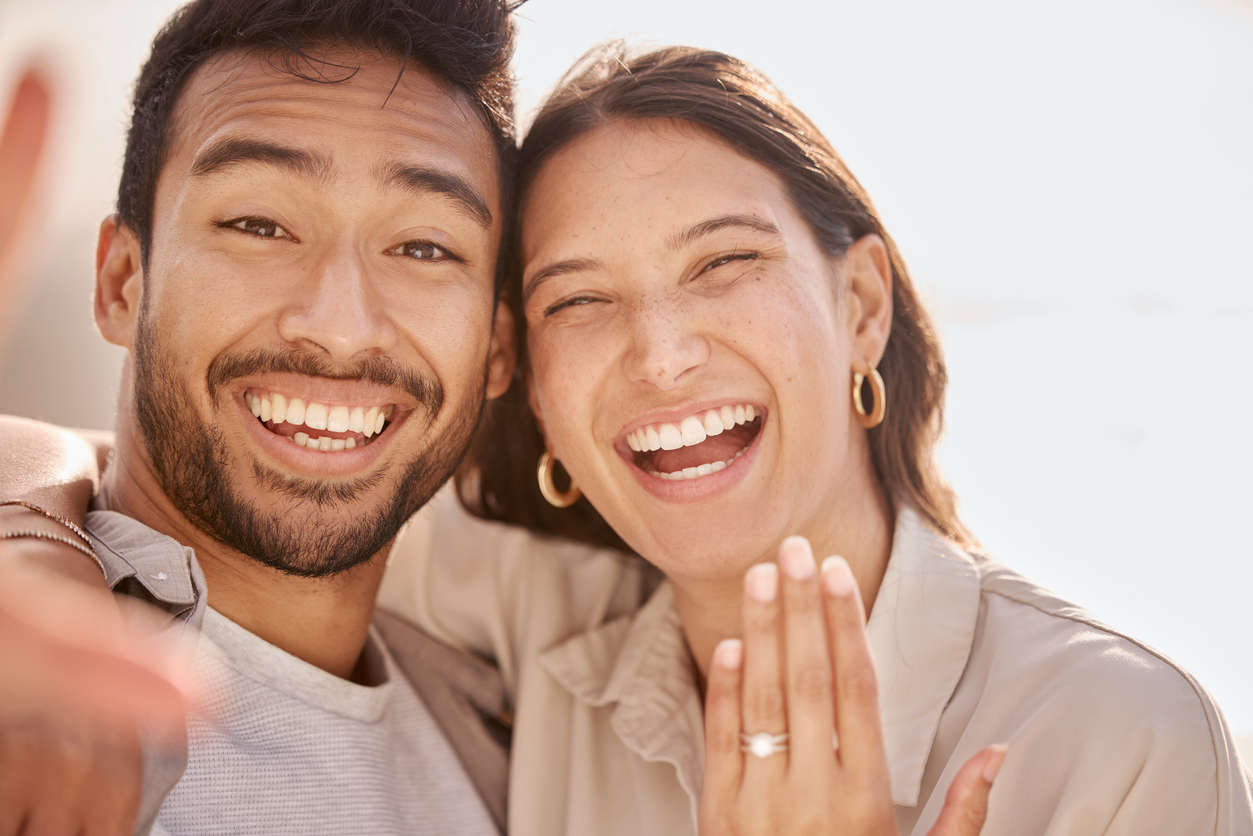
[[820, 555, 886, 772], [0, 564, 190, 728], [740, 562, 787, 781], [698, 639, 745, 836], [926, 744, 1007, 836], [4, 713, 92, 836], [0, 762, 30, 836], [777, 536, 836, 778], [78, 725, 144, 836]]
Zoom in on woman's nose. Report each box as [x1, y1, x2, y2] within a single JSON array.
[[623, 303, 709, 390]]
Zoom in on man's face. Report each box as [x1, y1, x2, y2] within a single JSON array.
[[105, 48, 509, 576]]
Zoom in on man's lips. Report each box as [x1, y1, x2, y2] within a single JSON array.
[[244, 387, 399, 452]]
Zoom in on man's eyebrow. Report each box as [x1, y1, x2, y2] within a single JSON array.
[[522, 258, 602, 305], [381, 162, 494, 231], [668, 214, 781, 251], [190, 137, 332, 181]]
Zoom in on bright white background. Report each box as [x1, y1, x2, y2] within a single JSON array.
[[2, 0, 1251, 750]]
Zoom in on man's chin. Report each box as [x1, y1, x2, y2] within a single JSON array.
[[196, 456, 444, 579]]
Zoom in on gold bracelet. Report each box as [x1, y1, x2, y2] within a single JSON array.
[[0, 500, 95, 549], [0, 529, 107, 575]]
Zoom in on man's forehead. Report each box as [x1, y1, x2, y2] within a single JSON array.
[[165, 47, 498, 190]]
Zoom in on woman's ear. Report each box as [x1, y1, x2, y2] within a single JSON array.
[[94, 215, 144, 349], [485, 301, 517, 400], [525, 372, 548, 442], [841, 234, 893, 368]]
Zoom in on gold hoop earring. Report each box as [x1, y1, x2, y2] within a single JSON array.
[[537, 449, 581, 508], [852, 366, 886, 429]]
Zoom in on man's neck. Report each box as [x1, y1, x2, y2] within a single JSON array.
[[100, 421, 386, 683]]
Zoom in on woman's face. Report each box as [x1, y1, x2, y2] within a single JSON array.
[[521, 119, 888, 579]]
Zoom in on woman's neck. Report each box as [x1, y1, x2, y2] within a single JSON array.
[[672, 478, 895, 684]]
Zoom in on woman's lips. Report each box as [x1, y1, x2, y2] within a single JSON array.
[[624, 403, 764, 481]]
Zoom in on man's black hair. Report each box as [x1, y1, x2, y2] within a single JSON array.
[[118, 0, 519, 290]]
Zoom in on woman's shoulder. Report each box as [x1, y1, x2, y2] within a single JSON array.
[[378, 486, 656, 665], [973, 557, 1215, 719], [956, 556, 1252, 834]]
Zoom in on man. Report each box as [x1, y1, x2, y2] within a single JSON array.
[[1, 1, 518, 832]]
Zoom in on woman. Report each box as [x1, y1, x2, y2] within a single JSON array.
[[392, 44, 1250, 834], [4, 44, 1249, 835]]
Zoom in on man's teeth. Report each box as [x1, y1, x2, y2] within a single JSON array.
[[289, 432, 357, 451], [626, 404, 757, 453], [246, 391, 393, 441]]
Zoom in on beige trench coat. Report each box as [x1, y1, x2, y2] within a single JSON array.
[[378, 488, 1253, 835]]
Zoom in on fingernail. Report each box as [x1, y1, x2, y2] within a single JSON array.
[[982, 743, 1008, 783], [779, 536, 815, 580], [745, 563, 778, 602], [821, 556, 854, 596], [713, 638, 743, 670]]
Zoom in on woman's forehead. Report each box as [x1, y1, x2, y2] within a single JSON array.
[[522, 119, 793, 243]]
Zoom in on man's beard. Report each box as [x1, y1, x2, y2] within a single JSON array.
[[132, 310, 483, 578]]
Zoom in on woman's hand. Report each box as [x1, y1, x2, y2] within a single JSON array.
[[698, 536, 1006, 836]]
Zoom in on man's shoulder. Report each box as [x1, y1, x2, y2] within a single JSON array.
[[85, 509, 206, 627]]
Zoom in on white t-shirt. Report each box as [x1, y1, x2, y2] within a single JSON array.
[[153, 607, 498, 836], [84, 509, 498, 836]]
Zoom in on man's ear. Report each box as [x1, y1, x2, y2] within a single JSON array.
[[485, 300, 517, 400], [841, 234, 893, 368], [94, 215, 143, 348]]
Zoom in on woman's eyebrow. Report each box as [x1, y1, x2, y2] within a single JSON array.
[[668, 214, 780, 251], [522, 257, 602, 305]]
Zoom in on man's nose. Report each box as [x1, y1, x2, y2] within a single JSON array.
[[622, 301, 709, 390], [277, 244, 398, 361]]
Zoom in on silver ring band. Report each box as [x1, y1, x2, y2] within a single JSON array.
[[740, 731, 789, 758]]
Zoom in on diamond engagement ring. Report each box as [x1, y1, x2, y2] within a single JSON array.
[[740, 731, 789, 758]]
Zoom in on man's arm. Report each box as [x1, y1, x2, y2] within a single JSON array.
[[0, 415, 184, 836], [0, 414, 107, 587]]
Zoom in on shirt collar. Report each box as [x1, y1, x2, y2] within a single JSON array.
[[540, 582, 705, 822], [539, 508, 982, 809], [868, 508, 982, 805]]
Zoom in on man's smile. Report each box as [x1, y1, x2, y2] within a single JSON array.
[[246, 388, 397, 450]]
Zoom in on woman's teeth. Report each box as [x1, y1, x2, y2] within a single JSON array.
[[650, 453, 743, 481], [626, 404, 757, 453], [626, 403, 760, 482], [246, 390, 395, 451]]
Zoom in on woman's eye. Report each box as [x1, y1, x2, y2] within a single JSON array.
[[227, 217, 290, 239], [544, 296, 600, 317], [393, 241, 452, 261], [704, 251, 758, 272]]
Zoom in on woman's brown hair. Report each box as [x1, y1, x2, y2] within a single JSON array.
[[456, 44, 973, 551]]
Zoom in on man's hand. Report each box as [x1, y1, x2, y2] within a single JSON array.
[[0, 552, 188, 836]]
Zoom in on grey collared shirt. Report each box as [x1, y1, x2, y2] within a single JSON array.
[[84, 510, 501, 836]]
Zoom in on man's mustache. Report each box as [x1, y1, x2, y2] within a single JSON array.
[[206, 349, 443, 416]]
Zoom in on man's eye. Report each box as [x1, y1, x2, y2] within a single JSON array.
[[227, 217, 289, 239], [393, 241, 451, 260]]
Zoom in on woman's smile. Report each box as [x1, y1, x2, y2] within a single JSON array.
[[621, 401, 763, 481]]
